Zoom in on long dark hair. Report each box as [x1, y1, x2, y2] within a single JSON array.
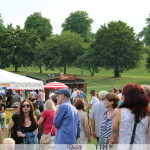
[[19, 99, 37, 126], [119, 83, 150, 122]]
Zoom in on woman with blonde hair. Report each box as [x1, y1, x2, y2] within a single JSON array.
[[38, 100, 56, 144], [2, 138, 15, 150]]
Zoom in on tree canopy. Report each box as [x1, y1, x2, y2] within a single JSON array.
[[94, 21, 143, 77], [61, 10, 93, 42], [24, 12, 53, 41], [43, 31, 86, 74], [2, 24, 35, 71], [140, 14, 150, 46], [75, 46, 99, 76]]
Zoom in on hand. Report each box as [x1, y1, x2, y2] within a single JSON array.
[[92, 132, 96, 138], [88, 137, 91, 143], [17, 131, 25, 137]]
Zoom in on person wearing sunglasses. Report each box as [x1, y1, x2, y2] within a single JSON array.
[[6, 100, 38, 145]]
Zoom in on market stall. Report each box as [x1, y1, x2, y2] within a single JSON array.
[[0, 69, 44, 125]]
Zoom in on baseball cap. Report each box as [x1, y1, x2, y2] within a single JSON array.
[[13, 102, 20, 107], [90, 90, 96, 94], [55, 88, 71, 98]]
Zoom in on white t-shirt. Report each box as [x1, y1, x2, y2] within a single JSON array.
[[71, 91, 77, 99], [118, 93, 122, 100], [90, 96, 99, 105]]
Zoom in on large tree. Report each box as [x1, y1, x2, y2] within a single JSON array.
[[43, 31, 86, 74], [140, 15, 150, 72], [75, 47, 99, 76], [4, 25, 35, 71], [24, 12, 53, 41], [94, 21, 143, 77], [140, 14, 150, 46], [0, 14, 8, 69], [62, 10, 93, 42], [0, 14, 5, 30]]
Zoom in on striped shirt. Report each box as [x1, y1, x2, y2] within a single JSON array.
[[100, 111, 113, 138]]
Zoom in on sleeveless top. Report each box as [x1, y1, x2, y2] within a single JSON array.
[[77, 111, 87, 143], [118, 108, 148, 144], [100, 111, 113, 138]]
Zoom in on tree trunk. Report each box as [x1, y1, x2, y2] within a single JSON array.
[[90, 68, 95, 76], [39, 64, 42, 73], [15, 64, 18, 72], [64, 64, 66, 74], [114, 66, 120, 77]]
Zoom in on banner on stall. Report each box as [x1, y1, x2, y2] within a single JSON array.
[[0, 87, 6, 95]]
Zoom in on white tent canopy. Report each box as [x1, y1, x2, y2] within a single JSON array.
[[0, 69, 44, 90]]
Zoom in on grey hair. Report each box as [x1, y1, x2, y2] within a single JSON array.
[[98, 91, 108, 100]]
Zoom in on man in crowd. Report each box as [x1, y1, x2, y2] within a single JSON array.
[[73, 90, 84, 102], [90, 91, 108, 143], [12, 91, 21, 104], [54, 88, 80, 144], [12, 102, 20, 114]]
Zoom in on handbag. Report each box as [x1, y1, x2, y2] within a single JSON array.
[[40, 126, 54, 144], [129, 120, 138, 150]]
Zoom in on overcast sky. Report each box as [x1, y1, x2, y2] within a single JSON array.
[[0, 0, 150, 34]]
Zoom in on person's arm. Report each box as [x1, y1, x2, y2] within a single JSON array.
[[148, 116, 150, 144], [77, 114, 80, 139], [0, 105, 5, 113], [85, 104, 92, 110], [109, 109, 120, 144], [0, 128, 3, 144], [37, 116, 44, 125], [54, 106, 66, 129], [34, 128, 38, 134], [17, 123, 39, 138], [84, 114, 91, 143], [91, 118, 96, 138], [5, 118, 15, 138], [89, 107, 96, 138]]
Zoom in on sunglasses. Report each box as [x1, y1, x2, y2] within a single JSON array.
[[13, 106, 19, 108], [22, 104, 30, 108]]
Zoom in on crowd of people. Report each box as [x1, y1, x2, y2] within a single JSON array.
[[0, 83, 150, 149]]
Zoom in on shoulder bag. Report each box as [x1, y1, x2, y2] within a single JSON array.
[[129, 120, 138, 150], [40, 125, 54, 144]]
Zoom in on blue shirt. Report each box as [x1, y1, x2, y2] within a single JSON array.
[[54, 101, 80, 144]]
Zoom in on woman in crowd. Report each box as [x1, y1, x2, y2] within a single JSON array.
[[37, 100, 56, 144], [99, 93, 119, 144], [6, 100, 38, 144], [74, 98, 91, 144], [141, 84, 150, 98], [109, 83, 150, 144], [0, 96, 6, 129], [2, 138, 15, 150]]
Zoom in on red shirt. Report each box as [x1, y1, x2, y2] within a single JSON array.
[[41, 110, 56, 136]]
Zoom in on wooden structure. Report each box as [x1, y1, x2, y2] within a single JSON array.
[[45, 74, 86, 100]]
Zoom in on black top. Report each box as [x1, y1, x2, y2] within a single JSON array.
[[6, 96, 12, 108], [11, 114, 38, 144], [29, 98, 36, 103], [0, 103, 6, 111]]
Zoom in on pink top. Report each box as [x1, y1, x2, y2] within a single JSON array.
[[41, 110, 56, 136], [37, 91, 44, 101]]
